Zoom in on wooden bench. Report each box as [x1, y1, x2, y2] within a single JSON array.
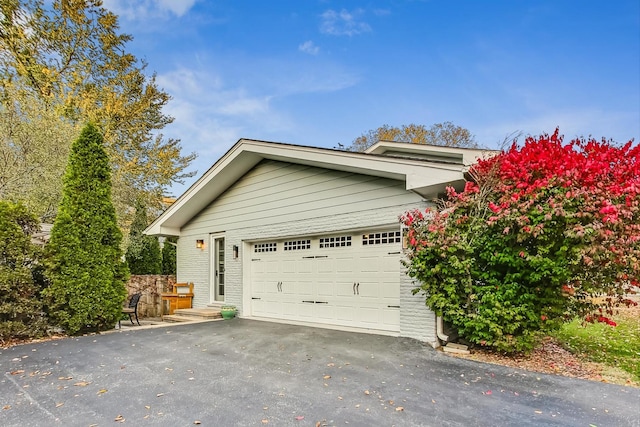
[[120, 293, 141, 328], [161, 283, 194, 315]]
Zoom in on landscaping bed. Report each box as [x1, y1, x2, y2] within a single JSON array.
[[448, 301, 640, 387]]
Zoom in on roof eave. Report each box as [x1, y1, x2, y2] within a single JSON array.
[[145, 139, 469, 236]]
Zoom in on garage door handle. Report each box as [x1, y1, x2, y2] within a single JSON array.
[[302, 300, 315, 304], [388, 251, 401, 255], [252, 297, 261, 300], [387, 305, 400, 308], [353, 282, 356, 295], [315, 301, 328, 304]]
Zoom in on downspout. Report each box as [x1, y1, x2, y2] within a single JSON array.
[[436, 316, 449, 346]]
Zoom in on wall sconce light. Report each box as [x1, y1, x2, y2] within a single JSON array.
[[196, 239, 204, 249], [233, 245, 239, 259]]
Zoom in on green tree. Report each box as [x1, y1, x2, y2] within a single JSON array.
[[0, 0, 195, 225], [126, 199, 161, 275], [348, 121, 478, 152], [0, 81, 79, 222], [161, 237, 177, 275], [0, 201, 47, 341], [44, 123, 128, 334]]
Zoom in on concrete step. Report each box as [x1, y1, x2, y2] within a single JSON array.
[[162, 315, 204, 323], [171, 308, 222, 320]]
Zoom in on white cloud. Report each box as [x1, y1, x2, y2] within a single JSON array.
[[299, 40, 320, 55], [156, 66, 291, 153], [154, 55, 361, 193], [102, 0, 197, 20], [320, 9, 371, 36]]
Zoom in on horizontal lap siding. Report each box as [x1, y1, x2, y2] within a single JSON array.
[[183, 161, 420, 233]]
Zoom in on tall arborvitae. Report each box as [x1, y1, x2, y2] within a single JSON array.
[[161, 237, 177, 275], [45, 123, 128, 334], [126, 199, 162, 275]]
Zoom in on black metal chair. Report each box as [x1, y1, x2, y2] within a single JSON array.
[[120, 293, 142, 328]]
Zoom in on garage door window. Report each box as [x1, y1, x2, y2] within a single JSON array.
[[362, 231, 401, 245], [284, 240, 311, 251], [319, 235, 351, 248], [254, 242, 277, 252]]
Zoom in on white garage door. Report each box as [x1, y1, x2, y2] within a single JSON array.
[[249, 229, 402, 332]]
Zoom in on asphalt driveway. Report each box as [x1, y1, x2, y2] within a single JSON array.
[[1, 319, 638, 427]]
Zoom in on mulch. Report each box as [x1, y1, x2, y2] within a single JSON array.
[[448, 302, 640, 387]]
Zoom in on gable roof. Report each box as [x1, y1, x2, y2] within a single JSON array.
[[145, 139, 497, 236]]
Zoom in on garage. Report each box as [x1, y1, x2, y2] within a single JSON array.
[[249, 228, 402, 332], [146, 139, 490, 344]]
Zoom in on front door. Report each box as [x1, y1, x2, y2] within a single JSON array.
[[211, 234, 225, 302]]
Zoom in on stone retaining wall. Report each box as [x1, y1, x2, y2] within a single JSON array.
[[126, 275, 176, 317]]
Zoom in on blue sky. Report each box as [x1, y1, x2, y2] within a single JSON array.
[[101, 0, 640, 195]]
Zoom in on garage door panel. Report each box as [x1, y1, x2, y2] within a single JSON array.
[[380, 308, 400, 330], [358, 256, 381, 273], [295, 280, 314, 297], [298, 258, 314, 274], [380, 283, 399, 300], [316, 258, 334, 274], [282, 259, 296, 274], [281, 300, 299, 318], [315, 280, 335, 298], [313, 303, 334, 321], [265, 259, 280, 274], [298, 302, 315, 321], [357, 305, 381, 326], [336, 280, 356, 297], [335, 257, 354, 273]]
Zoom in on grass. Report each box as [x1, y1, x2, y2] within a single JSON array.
[[552, 305, 640, 383]]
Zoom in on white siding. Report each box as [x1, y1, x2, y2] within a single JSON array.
[[176, 160, 437, 343], [183, 161, 422, 233]]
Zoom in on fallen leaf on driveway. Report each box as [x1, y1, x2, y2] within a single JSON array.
[[323, 375, 331, 379], [3, 405, 11, 410], [534, 410, 542, 414], [261, 419, 269, 424], [55, 402, 64, 408], [294, 415, 304, 420], [74, 381, 91, 387], [395, 407, 404, 412], [10, 370, 24, 375], [194, 421, 201, 425], [58, 376, 72, 380], [97, 389, 107, 394], [157, 393, 165, 397], [484, 390, 492, 395], [114, 414, 125, 422], [364, 390, 370, 395]]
